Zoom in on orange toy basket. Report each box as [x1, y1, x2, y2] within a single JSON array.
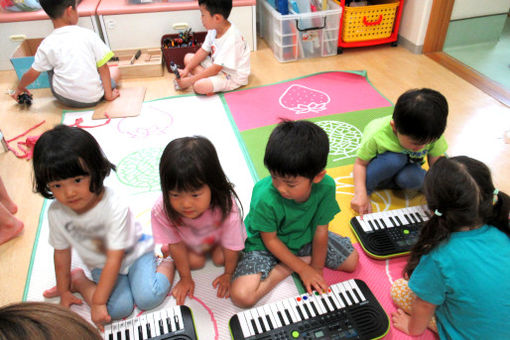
[[341, 0, 399, 42]]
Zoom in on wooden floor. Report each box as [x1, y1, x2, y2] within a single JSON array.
[[1, 39, 509, 306]]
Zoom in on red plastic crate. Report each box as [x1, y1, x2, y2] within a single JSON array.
[[161, 31, 207, 71]]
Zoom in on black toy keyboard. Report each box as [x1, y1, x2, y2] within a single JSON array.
[[350, 205, 429, 259], [229, 279, 389, 340], [103, 305, 197, 340]]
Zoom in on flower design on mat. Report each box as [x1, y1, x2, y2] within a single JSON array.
[[279, 84, 331, 114]]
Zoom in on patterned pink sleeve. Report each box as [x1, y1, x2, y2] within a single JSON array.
[[220, 202, 247, 251], [151, 196, 182, 244]]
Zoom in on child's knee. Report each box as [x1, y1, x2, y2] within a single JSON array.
[[192, 80, 214, 95], [134, 293, 166, 311], [230, 282, 257, 308], [395, 166, 425, 189], [183, 53, 194, 65], [338, 248, 359, 272], [108, 299, 134, 320]]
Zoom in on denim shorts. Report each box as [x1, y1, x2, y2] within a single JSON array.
[[233, 231, 354, 280]]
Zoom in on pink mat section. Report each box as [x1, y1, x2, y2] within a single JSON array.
[[224, 71, 392, 131], [324, 243, 437, 340]]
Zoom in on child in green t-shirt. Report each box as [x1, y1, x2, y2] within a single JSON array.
[[230, 120, 358, 308], [351, 88, 449, 217]]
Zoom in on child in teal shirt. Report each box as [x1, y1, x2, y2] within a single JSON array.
[[230, 120, 358, 308]]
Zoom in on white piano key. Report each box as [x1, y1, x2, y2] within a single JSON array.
[[343, 281, 358, 304], [284, 299, 301, 322], [241, 310, 255, 336], [320, 290, 335, 312], [325, 287, 341, 310], [132, 317, 141, 340], [349, 279, 365, 301], [166, 306, 176, 332], [117, 320, 126, 340], [174, 306, 184, 330], [339, 282, 353, 305], [236, 311, 252, 338], [381, 211, 393, 228], [269, 303, 283, 328], [356, 216, 372, 232], [276, 301, 291, 326], [124, 318, 135, 340], [153, 310, 164, 336], [104, 324, 113, 340], [331, 283, 346, 308], [249, 308, 263, 334], [301, 295, 316, 317], [147, 313, 157, 338], [256, 306, 270, 332], [262, 305, 277, 330], [309, 293, 326, 314], [291, 298, 307, 320], [138, 314, 148, 340]]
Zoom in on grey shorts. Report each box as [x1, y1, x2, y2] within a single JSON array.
[[233, 231, 354, 280], [48, 70, 116, 108]]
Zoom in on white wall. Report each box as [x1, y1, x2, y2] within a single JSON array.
[[451, 0, 510, 20], [398, 0, 433, 48]]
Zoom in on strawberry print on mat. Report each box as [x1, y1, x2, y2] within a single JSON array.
[[223, 71, 392, 131]]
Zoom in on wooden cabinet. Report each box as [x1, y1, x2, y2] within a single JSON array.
[[0, 0, 101, 70], [97, 0, 257, 51]]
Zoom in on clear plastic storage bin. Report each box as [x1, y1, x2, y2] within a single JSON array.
[[259, 0, 341, 62]]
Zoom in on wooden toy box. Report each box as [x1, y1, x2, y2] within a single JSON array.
[[108, 48, 163, 78]]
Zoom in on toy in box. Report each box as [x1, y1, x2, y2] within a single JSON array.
[[161, 31, 207, 71]]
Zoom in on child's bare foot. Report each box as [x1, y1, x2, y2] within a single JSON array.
[[0, 217, 23, 245], [43, 268, 87, 298]]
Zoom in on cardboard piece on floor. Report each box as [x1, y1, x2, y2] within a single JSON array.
[[92, 87, 146, 119]]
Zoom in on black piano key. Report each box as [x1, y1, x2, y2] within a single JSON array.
[[302, 303, 311, 318], [395, 215, 403, 226], [389, 216, 398, 227], [328, 296, 337, 310], [138, 325, 143, 339], [296, 304, 306, 319], [368, 220, 375, 230], [277, 311, 286, 326], [265, 315, 274, 330], [321, 296, 332, 313], [174, 315, 180, 330], [251, 319, 259, 335], [352, 288, 362, 302], [414, 212, 423, 222], [404, 214, 412, 224], [258, 317, 266, 332], [380, 218, 387, 228], [146, 323, 151, 338], [374, 219, 382, 229], [410, 213, 418, 224], [285, 309, 293, 324], [125, 329, 130, 340], [116, 331, 121, 340], [345, 290, 356, 304], [338, 292, 349, 306], [166, 316, 173, 332], [109, 334, 113, 340], [159, 319, 164, 335], [310, 299, 319, 315]]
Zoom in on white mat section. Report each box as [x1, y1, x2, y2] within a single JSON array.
[[24, 95, 299, 339]]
